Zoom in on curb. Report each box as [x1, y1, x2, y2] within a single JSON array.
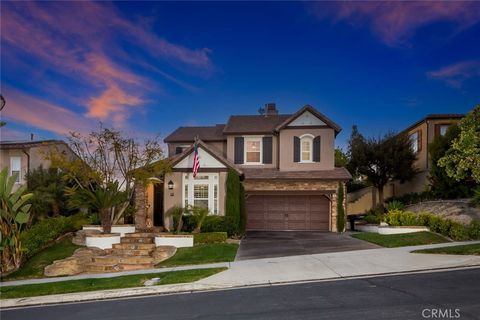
[[2, 264, 480, 309]]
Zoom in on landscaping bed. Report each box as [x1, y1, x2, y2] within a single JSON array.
[[156, 243, 238, 267], [0, 268, 226, 299], [351, 231, 450, 248], [413, 243, 480, 255]]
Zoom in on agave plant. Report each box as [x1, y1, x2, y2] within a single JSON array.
[[0, 168, 33, 272]]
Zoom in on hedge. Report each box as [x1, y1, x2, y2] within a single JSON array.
[[20, 213, 91, 260], [194, 232, 227, 245], [225, 169, 241, 236], [385, 210, 480, 241]]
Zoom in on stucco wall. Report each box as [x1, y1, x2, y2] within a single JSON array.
[[278, 128, 335, 171], [407, 122, 428, 172]]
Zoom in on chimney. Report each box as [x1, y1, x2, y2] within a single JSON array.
[[265, 103, 278, 116]]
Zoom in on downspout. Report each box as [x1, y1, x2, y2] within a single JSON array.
[[22, 148, 30, 188]]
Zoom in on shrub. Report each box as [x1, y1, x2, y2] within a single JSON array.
[[190, 206, 209, 233], [427, 215, 444, 233], [201, 216, 226, 233], [363, 208, 385, 224], [225, 169, 241, 236], [417, 212, 432, 227], [468, 219, 480, 240], [473, 187, 480, 208], [239, 184, 246, 233], [438, 219, 453, 236], [337, 182, 345, 232], [386, 191, 437, 206], [182, 215, 196, 233], [193, 232, 227, 245], [21, 213, 90, 260], [386, 200, 404, 212], [448, 222, 469, 241]]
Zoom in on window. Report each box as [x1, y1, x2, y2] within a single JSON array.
[[245, 138, 262, 164], [439, 125, 449, 136], [183, 173, 219, 215], [10, 157, 21, 183], [300, 136, 313, 162], [410, 131, 421, 153]]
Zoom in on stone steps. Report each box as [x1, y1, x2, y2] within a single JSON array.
[[91, 255, 154, 265], [123, 232, 156, 238], [110, 248, 154, 256], [84, 262, 154, 273], [120, 237, 155, 244], [112, 243, 156, 250]]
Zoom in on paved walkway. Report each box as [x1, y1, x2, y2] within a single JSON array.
[[2, 241, 480, 308]]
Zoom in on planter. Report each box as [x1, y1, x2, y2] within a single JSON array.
[[85, 233, 121, 249], [83, 225, 136, 236], [82, 225, 103, 232], [356, 224, 429, 235], [155, 234, 194, 248]]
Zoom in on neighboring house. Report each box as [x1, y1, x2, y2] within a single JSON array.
[[135, 104, 351, 232], [347, 114, 464, 214], [0, 139, 75, 189]]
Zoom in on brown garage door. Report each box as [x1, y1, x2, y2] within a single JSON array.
[[246, 195, 330, 231]]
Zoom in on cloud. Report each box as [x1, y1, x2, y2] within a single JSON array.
[[2, 87, 95, 135], [307, 1, 480, 46], [1, 1, 211, 128], [0, 127, 29, 141], [427, 60, 480, 88]]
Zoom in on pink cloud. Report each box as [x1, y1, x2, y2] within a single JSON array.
[[2, 87, 95, 135], [307, 1, 480, 46], [427, 60, 480, 88]]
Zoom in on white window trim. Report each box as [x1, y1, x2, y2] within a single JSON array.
[[182, 173, 219, 215], [10, 156, 22, 183], [244, 136, 263, 165], [299, 134, 314, 163]]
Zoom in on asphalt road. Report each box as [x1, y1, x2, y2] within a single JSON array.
[[3, 268, 480, 320]]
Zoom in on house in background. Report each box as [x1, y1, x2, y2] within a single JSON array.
[[347, 114, 464, 214], [0, 139, 76, 189], [135, 104, 351, 232]]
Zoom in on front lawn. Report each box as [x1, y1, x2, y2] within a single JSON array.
[[413, 243, 480, 255], [0, 268, 226, 299], [2, 236, 80, 281], [351, 231, 450, 248], [156, 243, 238, 268]]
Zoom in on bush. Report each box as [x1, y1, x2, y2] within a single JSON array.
[[386, 191, 437, 206], [21, 213, 90, 260], [337, 183, 345, 232], [448, 222, 469, 241], [438, 219, 453, 236], [194, 232, 227, 245], [427, 215, 444, 233], [201, 216, 226, 233], [386, 200, 404, 212], [182, 215, 196, 233], [239, 184, 246, 233], [468, 220, 480, 240], [417, 212, 432, 227], [385, 210, 418, 226], [473, 187, 480, 208], [363, 208, 385, 224], [225, 169, 241, 236]]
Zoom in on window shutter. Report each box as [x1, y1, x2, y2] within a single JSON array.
[[175, 147, 183, 154], [417, 130, 422, 152], [293, 136, 300, 163], [234, 137, 244, 164], [313, 136, 321, 162], [262, 136, 272, 164], [434, 124, 440, 137]]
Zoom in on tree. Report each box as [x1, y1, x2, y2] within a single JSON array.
[[348, 125, 416, 207], [50, 126, 168, 227], [335, 148, 349, 167], [0, 168, 33, 272], [336, 182, 345, 232], [429, 124, 473, 198], [225, 169, 241, 236], [439, 105, 480, 183]]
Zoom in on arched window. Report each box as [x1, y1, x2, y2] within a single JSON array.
[[300, 134, 313, 162]]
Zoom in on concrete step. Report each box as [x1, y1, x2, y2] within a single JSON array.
[[112, 243, 156, 250], [110, 248, 154, 256], [123, 233, 156, 238], [91, 255, 154, 265], [120, 237, 155, 244]]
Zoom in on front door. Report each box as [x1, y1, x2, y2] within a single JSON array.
[[153, 183, 164, 226]]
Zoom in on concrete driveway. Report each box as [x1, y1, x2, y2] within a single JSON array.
[[235, 231, 380, 260]]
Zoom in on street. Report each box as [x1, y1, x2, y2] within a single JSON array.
[[3, 268, 480, 320]]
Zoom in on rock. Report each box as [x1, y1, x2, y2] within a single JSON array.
[[152, 246, 177, 264], [44, 247, 107, 277], [72, 229, 101, 246], [143, 277, 160, 286]]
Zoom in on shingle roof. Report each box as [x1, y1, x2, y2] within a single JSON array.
[[275, 105, 342, 135], [164, 125, 226, 143], [242, 167, 351, 180], [402, 114, 464, 134], [223, 114, 291, 134], [0, 139, 68, 150]]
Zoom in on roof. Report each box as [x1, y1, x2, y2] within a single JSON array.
[[275, 105, 342, 135], [168, 139, 243, 175], [242, 167, 351, 180], [0, 139, 68, 150], [403, 114, 464, 134], [164, 125, 226, 143], [223, 114, 291, 134]]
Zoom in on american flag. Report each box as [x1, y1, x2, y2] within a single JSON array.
[[192, 141, 200, 177]]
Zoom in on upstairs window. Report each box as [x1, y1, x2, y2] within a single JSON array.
[[245, 138, 262, 164], [10, 157, 21, 183], [439, 124, 450, 136], [410, 131, 421, 153], [300, 136, 313, 162]]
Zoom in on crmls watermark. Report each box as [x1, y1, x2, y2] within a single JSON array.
[[422, 308, 461, 318]]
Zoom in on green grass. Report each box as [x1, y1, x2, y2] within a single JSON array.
[[2, 236, 80, 281], [156, 243, 239, 268], [0, 268, 226, 299], [413, 243, 480, 255], [351, 231, 450, 248]]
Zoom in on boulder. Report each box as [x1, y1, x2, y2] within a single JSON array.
[[152, 246, 177, 264], [44, 247, 106, 277]]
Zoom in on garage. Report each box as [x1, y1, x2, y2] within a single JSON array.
[[246, 194, 330, 231]]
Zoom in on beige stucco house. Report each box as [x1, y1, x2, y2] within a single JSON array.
[[0, 139, 75, 189], [135, 104, 351, 232], [347, 114, 464, 214]]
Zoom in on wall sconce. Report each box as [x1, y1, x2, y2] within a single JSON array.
[[167, 180, 174, 190]]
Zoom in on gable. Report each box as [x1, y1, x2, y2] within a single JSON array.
[[287, 111, 326, 127], [173, 147, 226, 169]]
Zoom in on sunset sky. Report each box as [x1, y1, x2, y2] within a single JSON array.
[[1, 1, 479, 149]]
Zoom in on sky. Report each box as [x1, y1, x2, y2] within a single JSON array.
[[1, 1, 479, 150]]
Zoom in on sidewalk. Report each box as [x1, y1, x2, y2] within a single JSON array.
[[2, 241, 480, 308]]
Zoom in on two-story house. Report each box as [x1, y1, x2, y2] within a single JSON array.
[[135, 104, 351, 232]]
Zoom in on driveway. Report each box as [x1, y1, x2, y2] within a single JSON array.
[[235, 231, 380, 260]]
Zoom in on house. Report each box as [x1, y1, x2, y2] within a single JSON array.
[[0, 139, 75, 189], [135, 104, 351, 232], [347, 114, 464, 214]]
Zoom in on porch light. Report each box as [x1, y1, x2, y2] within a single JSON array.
[[167, 180, 174, 190]]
